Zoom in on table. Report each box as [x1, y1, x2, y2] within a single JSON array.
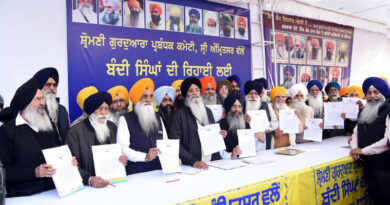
[[6, 136, 356, 205]]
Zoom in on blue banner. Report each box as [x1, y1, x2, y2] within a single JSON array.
[[67, 0, 251, 121]]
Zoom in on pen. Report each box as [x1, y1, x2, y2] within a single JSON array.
[[109, 183, 116, 187], [166, 179, 180, 183]]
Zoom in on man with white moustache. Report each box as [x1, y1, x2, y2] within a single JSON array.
[[117, 78, 170, 174], [200, 76, 218, 105], [33, 67, 70, 142], [350, 77, 390, 205], [169, 77, 222, 169], [306, 80, 324, 118], [66, 91, 127, 188], [0, 78, 62, 196], [323, 81, 344, 139]]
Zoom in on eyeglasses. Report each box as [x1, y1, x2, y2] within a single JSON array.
[[188, 88, 200, 94], [44, 83, 58, 88], [96, 106, 110, 112], [231, 105, 243, 109], [112, 98, 125, 105]]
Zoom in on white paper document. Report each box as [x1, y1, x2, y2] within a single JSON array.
[[92, 144, 127, 183], [279, 109, 299, 133], [242, 156, 275, 165], [342, 98, 359, 120], [237, 129, 256, 158], [324, 102, 344, 127], [206, 105, 224, 122], [42, 145, 84, 198], [207, 159, 246, 170], [198, 123, 226, 156], [246, 110, 270, 132], [157, 139, 182, 173], [303, 118, 323, 142], [180, 165, 203, 175]]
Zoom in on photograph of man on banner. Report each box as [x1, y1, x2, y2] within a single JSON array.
[[99, 0, 122, 26], [279, 64, 296, 89], [72, 0, 97, 24], [185, 7, 203, 34], [123, 0, 144, 28], [166, 4, 184, 32], [219, 13, 234, 38], [235, 16, 248, 40], [146, 1, 165, 30], [203, 10, 219, 36]]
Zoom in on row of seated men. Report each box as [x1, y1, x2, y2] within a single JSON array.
[[0, 67, 389, 204]]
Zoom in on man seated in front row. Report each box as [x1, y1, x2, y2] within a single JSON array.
[[66, 91, 127, 188], [0, 78, 63, 197]]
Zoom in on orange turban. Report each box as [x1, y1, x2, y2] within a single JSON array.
[[339, 86, 349, 97], [326, 41, 335, 51], [129, 78, 155, 105], [347, 86, 364, 99], [108, 85, 129, 105], [76, 86, 98, 111], [237, 17, 247, 29], [276, 34, 285, 43], [171, 79, 183, 90], [149, 3, 162, 15], [128, 0, 140, 8], [199, 76, 217, 94], [269, 86, 286, 101]]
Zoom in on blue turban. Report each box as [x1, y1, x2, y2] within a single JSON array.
[[189, 9, 200, 19], [283, 66, 295, 76], [254, 78, 268, 90], [244, 80, 263, 95], [325, 81, 341, 94], [223, 93, 245, 112], [84, 91, 112, 115], [362, 77, 389, 98], [307, 80, 323, 91], [227, 75, 241, 87], [154, 86, 176, 107], [33, 67, 59, 89]]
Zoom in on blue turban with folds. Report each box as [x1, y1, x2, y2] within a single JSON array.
[[283, 65, 295, 76], [227, 75, 241, 87], [307, 80, 323, 91], [325, 81, 340, 94], [362, 77, 389, 98], [189, 9, 200, 19], [154, 86, 176, 107], [223, 93, 245, 112]]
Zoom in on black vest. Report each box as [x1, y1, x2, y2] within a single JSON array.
[[124, 112, 163, 174], [357, 100, 390, 168]]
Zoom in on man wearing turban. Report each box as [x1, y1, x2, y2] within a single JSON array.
[[34, 67, 70, 142], [227, 75, 241, 93], [270, 86, 302, 147], [310, 38, 321, 60], [216, 79, 232, 105], [166, 5, 184, 32], [186, 8, 202, 34], [71, 86, 98, 127], [220, 14, 233, 38], [290, 36, 306, 59], [254, 78, 270, 103], [204, 11, 218, 36], [337, 42, 348, 63], [147, 3, 163, 29], [154, 86, 176, 132], [107, 85, 129, 125], [66, 91, 127, 188], [100, 0, 122, 26], [243, 80, 276, 150], [282, 65, 295, 89], [117, 78, 172, 174], [323, 81, 345, 139], [289, 84, 317, 143], [236, 17, 247, 39], [350, 77, 390, 205], [169, 77, 222, 170], [325, 41, 335, 61], [72, 0, 97, 24], [274, 33, 288, 59], [306, 80, 324, 118], [124, 0, 144, 28], [171, 79, 184, 110], [200, 76, 217, 105], [0, 78, 65, 196]]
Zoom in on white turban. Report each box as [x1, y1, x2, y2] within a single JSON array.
[[289, 83, 308, 98], [154, 86, 176, 107]]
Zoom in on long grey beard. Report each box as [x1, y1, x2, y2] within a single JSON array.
[[90, 113, 110, 144], [245, 96, 261, 112], [202, 93, 217, 105], [227, 111, 245, 131], [111, 110, 127, 124], [185, 95, 209, 125], [308, 93, 323, 117], [292, 100, 307, 121], [23, 105, 53, 132], [274, 103, 288, 110], [135, 102, 159, 137], [358, 97, 385, 124], [43, 92, 58, 123]]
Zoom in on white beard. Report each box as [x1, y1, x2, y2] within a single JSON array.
[[23, 105, 53, 132], [218, 94, 228, 104], [245, 96, 261, 112], [274, 103, 288, 111], [358, 97, 385, 124], [90, 113, 110, 144], [308, 93, 323, 117], [292, 99, 307, 121], [227, 111, 246, 131], [185, 95, 209, 125], [202, 93, 217, 105], [43, 91, 58, 123], [135, 102, 159, 137]]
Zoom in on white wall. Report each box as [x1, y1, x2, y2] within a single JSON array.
[[1, 1, 389, 112]]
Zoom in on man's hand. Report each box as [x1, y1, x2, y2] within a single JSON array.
[[193, 161, 209, 170], [349, 148, 363, 160], [319, 122, 324, 130], [294, 109, 301, 118], [347, 136, 352, 145], [146, 148, 161, 162], [274, 129, 284, 137], [244, 113, 251, 123], [341, 113, 346, 120], [35, 164, 56, 178], [119, 155, 128, 166], [357, 100, 363, 109], [220, 130, 228, 139], [72, 156, 78, 167], [90, 176, 110, 188], [255, 131, 265, 143], [231, 146, 242, 160]]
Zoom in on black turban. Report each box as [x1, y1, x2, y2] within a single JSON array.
[[33, 67, 59, 89], [181, 77, 202, 97], [0, 107, 16, 123], [244, 80, 263, 95], [10, 78, 39, 111], [254, 78, 268, 90], [223, 93, 244, 112], [84, 92, 112, 115]]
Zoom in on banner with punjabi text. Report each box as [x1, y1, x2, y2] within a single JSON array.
[[67, 0, 251, 121]]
